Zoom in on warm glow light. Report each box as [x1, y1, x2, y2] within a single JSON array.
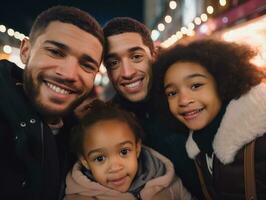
[[181, 27, 188, 34], [169, 1, 177, 10], [201, 13, 208, 22], [188, 22, 195, 30], [194, 17, 202, 25], [7, 28, 14, 36], [3, 45, 12, 54], [165, 15, 172, 24], [219, 0, 226, 6], [222, 15, 266, 67], [0, 25, 6, 33], [176, 31, 183, 38], [158, 23, 165, 31], [94, 73, 102, 85], [207, 6, 214, 14]]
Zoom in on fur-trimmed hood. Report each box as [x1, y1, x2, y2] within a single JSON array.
[[186, 83, 266, 164]]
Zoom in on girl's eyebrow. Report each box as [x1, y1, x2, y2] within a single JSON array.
[[164, 73, 208, 90]]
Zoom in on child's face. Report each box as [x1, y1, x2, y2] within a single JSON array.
[[80, 119, 141, 192], [164, 61, 222, 131]]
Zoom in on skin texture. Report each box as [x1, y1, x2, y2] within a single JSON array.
[[164, 61, 222, 131], [20, 21, 103, 122], [80, 119, 141, 192], [105, 32, 153, 102]]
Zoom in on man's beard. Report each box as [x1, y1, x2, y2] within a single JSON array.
[[23, 69, 86, 119]]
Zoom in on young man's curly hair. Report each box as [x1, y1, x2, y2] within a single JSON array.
[[153, 39, 265, 102]]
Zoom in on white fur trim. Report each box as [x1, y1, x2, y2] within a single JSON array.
[[213, 83, 266, 164], [185, 83, 266, 164], [186, 130, 200, 159]]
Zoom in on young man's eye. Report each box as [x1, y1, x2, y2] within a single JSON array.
[[191, 83, 203, 90], [120, 148, 130, 157], [131, 54, 143, 62], [105, 59, 119, 70]]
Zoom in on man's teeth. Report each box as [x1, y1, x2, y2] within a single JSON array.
[[125, 80, 141, 88], [47, 82, 70, 94]]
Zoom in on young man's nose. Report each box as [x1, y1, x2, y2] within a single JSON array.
[[120, 61, 137, 78]]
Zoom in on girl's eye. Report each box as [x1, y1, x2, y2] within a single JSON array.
[[191, 83, 203, 90], [94, 155, 106, 163], [120, 148, 130, 157], [165, 90, 177, 97]]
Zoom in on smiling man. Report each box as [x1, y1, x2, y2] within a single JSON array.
[[103, 17, 203, 199], [0, 5, 103, 200]]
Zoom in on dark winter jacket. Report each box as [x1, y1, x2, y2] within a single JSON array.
[[186, 83, 266, 200], [0, 60, 72, 200], [111, 94, 203, 198]]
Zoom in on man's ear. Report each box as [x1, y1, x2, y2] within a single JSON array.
[[20, 38, 31, 64], [136, 139, 142, 158], [79, 156, 90, 169]]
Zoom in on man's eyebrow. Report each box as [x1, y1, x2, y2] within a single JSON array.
[[44, 40, 69, 51], [44, 40, 99, 66], [128, 46, 145, 53]]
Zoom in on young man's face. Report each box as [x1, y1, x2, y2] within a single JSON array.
[[20, 21, 103, 120], [164, 62, 222, 131], [104, 32, 153, 102], [80, 119, 141, 192]]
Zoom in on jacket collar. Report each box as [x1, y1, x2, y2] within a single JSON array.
[[186, 83, 266, 164]]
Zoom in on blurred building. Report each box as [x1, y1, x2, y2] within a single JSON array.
[[145, 0, 266, 70]]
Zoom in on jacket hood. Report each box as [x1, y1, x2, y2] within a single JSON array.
[[65, 146, 176, 199], [186, 83, 266, 164]]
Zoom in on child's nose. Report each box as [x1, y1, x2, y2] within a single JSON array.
[[178, 92, 194, 107], [108, 158, 123, 173]]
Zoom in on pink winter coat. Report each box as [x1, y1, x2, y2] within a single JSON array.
[[64, 146, 192, 200]]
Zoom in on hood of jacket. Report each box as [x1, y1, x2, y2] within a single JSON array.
[[186, 83, 266, 164], [65, 146, 176, 200]]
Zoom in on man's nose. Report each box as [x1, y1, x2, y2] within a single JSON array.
[[55, 57, 79, 82], [120, 60, 137, 79]]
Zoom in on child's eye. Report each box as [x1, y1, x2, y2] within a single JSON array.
[[120, 148, 130, 157], [165, 90, 177, 98], [191, 83, 203, 90], [94, 155, 106, 163]]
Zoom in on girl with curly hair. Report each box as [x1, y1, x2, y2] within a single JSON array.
[[153, 39, 266, 200]]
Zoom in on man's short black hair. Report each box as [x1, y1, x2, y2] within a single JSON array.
[[29, 5, 104, 46], [103, 17, 154, 55]]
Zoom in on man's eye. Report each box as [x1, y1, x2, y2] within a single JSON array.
[[120, 148, 130, 157], [81, 63, 98, 73], [47, 48, 64, 57], [106, 59, 119, 69], [131, 54, 143, 62]]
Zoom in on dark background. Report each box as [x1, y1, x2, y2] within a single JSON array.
[[0, 0, 144, 35]]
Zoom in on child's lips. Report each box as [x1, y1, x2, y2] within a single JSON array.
[[180, 107, 204, 120], [108, 176, 128, 186]]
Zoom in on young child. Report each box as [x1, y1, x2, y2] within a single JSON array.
[[153, 39, 266, 199], [64, 100, 192, 200]]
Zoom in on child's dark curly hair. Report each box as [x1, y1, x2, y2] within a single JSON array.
[[153, 39, 264, 102], [70, 100, 144, 157]]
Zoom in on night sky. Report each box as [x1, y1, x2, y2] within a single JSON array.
[[0, 0, 143, 36]]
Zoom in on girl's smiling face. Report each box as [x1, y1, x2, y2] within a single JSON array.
[[164, 61, 222, 131]]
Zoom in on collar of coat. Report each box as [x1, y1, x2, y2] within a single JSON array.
[[186, 83, 266, 164]]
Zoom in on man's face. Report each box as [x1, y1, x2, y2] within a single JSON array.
[[20, 21, 103, 120], [104, 32, 153, 102]]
